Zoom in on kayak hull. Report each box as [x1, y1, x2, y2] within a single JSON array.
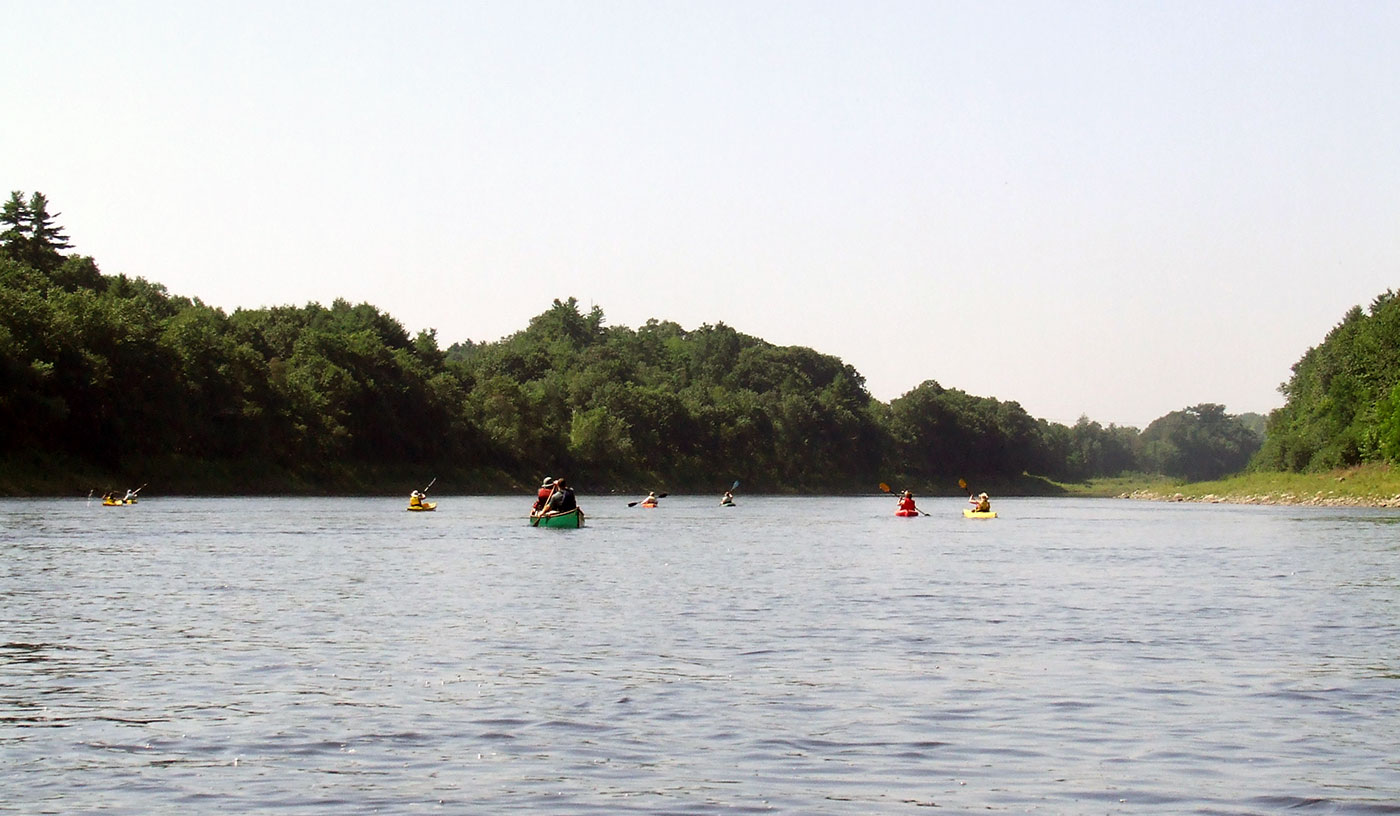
[[963, 509, 997, 519], [895, 509, 919, 517], [407, 502, 436, 512], [531, 508, 585, 528], [720, 501, 735, 507]]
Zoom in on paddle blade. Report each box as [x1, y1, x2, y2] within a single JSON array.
[[878, 482, 891, 493], [958, 479, 967, 490], [731, 480, 740, 490]]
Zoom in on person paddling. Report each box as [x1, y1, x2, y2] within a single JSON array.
[[640, 491, 659, 508], [533, 477, 555, 513], [969, 492, 992, 513], [546, 478, 577, 512], [720, 489, 735, 506], [409, 489, 425, 508], [897, 490, 918, 515]]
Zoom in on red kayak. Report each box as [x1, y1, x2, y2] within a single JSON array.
[[895, 509, 919, 517]]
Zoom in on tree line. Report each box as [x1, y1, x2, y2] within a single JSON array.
[[1255, 290, 1400, 472], [2, 191, 1266, 494]]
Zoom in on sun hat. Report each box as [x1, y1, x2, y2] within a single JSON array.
[[541, 476, 554, 487]]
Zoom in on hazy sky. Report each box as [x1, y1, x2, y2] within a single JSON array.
[[5, 1, 1398, 427]]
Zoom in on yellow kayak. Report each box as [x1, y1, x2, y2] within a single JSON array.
[[407, 502, 436, 512], [963, 509, 997, 519]]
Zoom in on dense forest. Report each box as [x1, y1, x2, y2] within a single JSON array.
[[2, 191, 1267, 495], [1255, 291, 1400, 472]]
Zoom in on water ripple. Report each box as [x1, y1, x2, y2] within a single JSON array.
[[2, 496, 1398, 814]]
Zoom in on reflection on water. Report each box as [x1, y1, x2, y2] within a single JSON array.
[[2, 496, 1398, 813]]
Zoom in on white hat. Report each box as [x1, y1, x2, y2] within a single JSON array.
[[542, 476, 554, 487]]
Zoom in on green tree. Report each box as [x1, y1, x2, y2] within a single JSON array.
[[0, 192, 30, 255], [0, 191, 72, 272], [1139, 404, 1261, 481], [1256, 292, 1400, 471]]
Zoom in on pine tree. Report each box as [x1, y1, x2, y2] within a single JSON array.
[[28, 192, 71, 253], [0, 190, 73, 271], [0, 190, 30, 260]]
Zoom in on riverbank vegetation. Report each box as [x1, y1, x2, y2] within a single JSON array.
[[1078, 464, 1400, 507], [2, 191, 1274, 496], [1255, 290, 1400, 473]]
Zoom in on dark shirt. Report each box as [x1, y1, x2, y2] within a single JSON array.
[[547, 487, 577, 512]]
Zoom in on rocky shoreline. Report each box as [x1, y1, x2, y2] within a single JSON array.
[[1120, 490, 1400, 508]]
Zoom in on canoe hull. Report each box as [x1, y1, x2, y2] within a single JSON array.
[[963, 509, 997, 519], [531, 508, 585, 528]]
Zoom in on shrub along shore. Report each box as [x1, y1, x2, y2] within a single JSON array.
[[1090, 464, 1400, 508]]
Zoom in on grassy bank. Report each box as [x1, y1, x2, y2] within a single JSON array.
[[1063, 464, 1400, 507]]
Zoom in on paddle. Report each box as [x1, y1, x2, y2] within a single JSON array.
[[422, 476, 437, 495], [628, 492, 667, 507], [879, 482, 929, 516], [132, 483, 147, 496], [531, 480, 557, 527], [962, 479, 991, 512]]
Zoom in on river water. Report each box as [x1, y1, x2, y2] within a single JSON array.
[[2, 495, 1398, 814]]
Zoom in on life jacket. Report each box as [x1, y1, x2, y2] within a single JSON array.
[[898, 496, 916, 512]]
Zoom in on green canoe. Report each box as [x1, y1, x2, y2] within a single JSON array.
[[530, 508, 585, 528]]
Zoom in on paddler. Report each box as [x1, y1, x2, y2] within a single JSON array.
[[409, 489, 425, 508], [969, 492, 992, 513], [546, 478, 577, 512], [533, 477, 555, 513], [641, 491, 659, 507], [897, 490, 917, 514]]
